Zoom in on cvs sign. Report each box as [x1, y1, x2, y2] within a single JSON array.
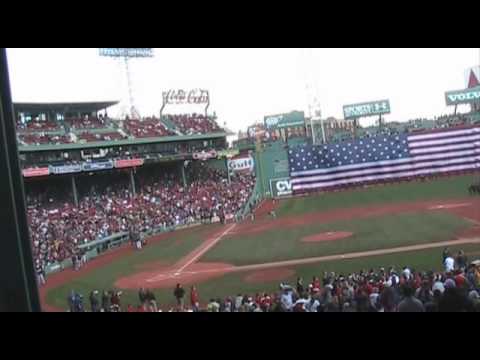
[[271, 178, 293, 197]]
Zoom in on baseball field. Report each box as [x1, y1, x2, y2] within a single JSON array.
[[41, 174, 480, 311]]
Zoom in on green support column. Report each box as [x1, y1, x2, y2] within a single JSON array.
[[225, 157, 231, 185], [130, 169, 136, 196], [181, 162, 187, 188], [71, 175, 78, 207]]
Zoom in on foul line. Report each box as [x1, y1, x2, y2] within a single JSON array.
[[147, 223, 236, 282]]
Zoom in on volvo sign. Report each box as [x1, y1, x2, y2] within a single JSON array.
[[445, 86, 480, 106]]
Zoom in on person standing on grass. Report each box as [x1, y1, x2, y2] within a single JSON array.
[[296, 277, 304, 295], [190, 285, 200, 312], [455, 250, 467, 271], [89, 290, 100, 312], [146, 289, 158, 312], [444, 254, 455, 273], [138, 288, 147, 310], [174, 283, 186, 310], [442, 248, 450, 264], [35, 261, 46, 286], [101, 290, 111, 312]]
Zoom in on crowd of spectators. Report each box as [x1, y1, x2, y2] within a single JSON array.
[[66, 248, 480, 312], [77, 131, 126, 143], [123, 118, 175, 138], [16, 118, 61, 132], [165, 114, 222, 135], [26, 163, 255, 277], [19, 133, 72, 145], [65, 115, 108, 130]]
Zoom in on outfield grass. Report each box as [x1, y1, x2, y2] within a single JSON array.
[[45, 224, 221, 309], [202, 211, 471, 265], [277, 174, 477, 217]]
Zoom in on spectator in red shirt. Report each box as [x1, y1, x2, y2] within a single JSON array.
[[190, 285, 199, 312]]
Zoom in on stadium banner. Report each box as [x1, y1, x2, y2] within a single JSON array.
[[343, 99, 391, 119], [228, 156, 255, 172], [217, 149, 240, 159], [114, 158, 144, 169], [162, 89, 210, 105], [82, 160, 114, 172], [49, 164, 82, 175], [193, 149, 217, 160], [99, 48, 153, 58], [445, 86, 480, 106], [264, 111, 305, 130], [270, 177, 293, 197], [22, 167, 50, 177]]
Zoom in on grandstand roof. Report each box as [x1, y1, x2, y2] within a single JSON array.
[[13, 101, 119, 113]]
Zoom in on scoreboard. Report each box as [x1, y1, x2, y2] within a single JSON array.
[[343, 99, 390, 120]]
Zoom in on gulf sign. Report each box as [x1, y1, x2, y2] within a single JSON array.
[[228, 156, 255, 172]]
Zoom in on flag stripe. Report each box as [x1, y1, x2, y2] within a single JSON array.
[[289, 126, 480, 193], [292, 158, 479, 186], [294, 163, 478, 190], [292, 147, 480, 178]]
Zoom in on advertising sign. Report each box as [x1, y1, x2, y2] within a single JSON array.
[[217, 149, 240, 159], [162, 89, 210, 105], [82, 160, 114, 172], [193, 150, 217, 161], [264, 111, 305, 129], [22, 167, 50, 177], [99, 48, 153, 58], [343, 100, 391, 119], [114, 159, 144, 169], [445, 86, 480, 106], [49, 164, 82, 175], [228, 156, 255, 172], [270, 177, 293, 197]]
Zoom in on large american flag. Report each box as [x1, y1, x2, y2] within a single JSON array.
[[289, 126, 480, 193]]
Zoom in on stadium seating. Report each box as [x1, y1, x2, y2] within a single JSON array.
[[19, 133, 72, 145], [123, 118, 175, 138], [77, 131, 126, 143], [164, 113, 222, 135], [26, 165, 255, 271], [65, 116, 107, 129]]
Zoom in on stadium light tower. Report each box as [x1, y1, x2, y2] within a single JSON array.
[[302, 49, 326, 144], [99, 48, 154, 119]]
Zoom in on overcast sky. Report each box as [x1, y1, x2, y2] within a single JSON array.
[[6, 48, 480, 131]]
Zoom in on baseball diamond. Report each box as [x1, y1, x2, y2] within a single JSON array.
[[6, 48, 480, 313]]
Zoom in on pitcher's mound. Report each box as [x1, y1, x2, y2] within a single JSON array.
[[244, 268, 295, 283], [301, 231, 353, 243]]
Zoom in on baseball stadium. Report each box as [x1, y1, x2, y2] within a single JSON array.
[[5, 49, 480, 313]]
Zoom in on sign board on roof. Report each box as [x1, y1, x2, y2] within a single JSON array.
[[99, 48, 154, 58], [162, 89, 210, 105], [445, 86, 480, 106], [264, 111, 305, 130], [343, 100, 391, 119]]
